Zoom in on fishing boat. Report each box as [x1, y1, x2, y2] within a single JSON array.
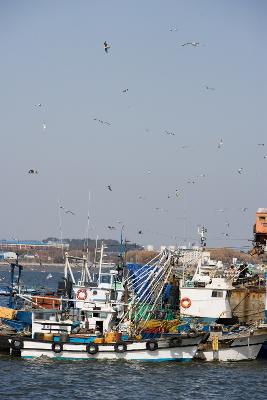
[[179, 251, 234, 323], [9, 328, 204, 361], [9, 248, 205, 361], [195, 323, 267, 362]]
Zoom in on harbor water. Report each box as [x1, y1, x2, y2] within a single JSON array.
[[0, 267, 267, 399], [0, 356, 266, 400]]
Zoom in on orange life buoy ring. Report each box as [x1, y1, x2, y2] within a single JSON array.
[[180, 297, 191, 309], [76, 289, 87, 300]]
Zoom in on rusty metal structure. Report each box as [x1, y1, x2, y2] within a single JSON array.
[[250, 208, 267, 255]]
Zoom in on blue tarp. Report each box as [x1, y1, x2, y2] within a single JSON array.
[[127, 263, 154, 299]]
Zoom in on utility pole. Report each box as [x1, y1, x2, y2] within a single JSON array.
[[198, 226, 207, 249]]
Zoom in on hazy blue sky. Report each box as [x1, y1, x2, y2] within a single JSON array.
[[0, 0, 266, 250]]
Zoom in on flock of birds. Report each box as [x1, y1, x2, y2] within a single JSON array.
[[24, 33, 265, 247]]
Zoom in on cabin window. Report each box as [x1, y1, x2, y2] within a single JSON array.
[[34, 312, 45, 319], [211, 291, 223, 298], [93, 312, 100, 317], [100, 275, 111, 284], [99, 312, 107, 318], [259, 216, 266, 221], [93, 290, 98, 295]]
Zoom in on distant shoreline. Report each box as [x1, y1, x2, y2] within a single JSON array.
[[0, 262, 65, 271]]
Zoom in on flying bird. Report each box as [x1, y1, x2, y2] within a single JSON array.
[[46, 273, 53, 279], [205, 86, 215, 91], [165, 130, 175, 136], [181, 42, 199, 47], [65, 210, 75, 216], [107, 185, 112, 191], [93, 118, 111, 126], [138, 230, 143, 234], [122, 89, 129, 93], [28, 169, 38, 174], [107, 226, 116, 230], [221, 232, 229, 237], [34, 103, 42, 108], [237, 168, 243, 174], [42, 122, 47, 132], [218, 138, 223, 149], [257, 143, 265, 146], [241, 207, 248, 212], [264, 156, 267, 159], [169, 27, 178, 32], [104, 41, 111, 53], [175, 190, 181, 197]]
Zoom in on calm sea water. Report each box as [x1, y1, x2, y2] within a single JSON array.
[[0, 357, 266, 400], [0, 267, 267, 400]]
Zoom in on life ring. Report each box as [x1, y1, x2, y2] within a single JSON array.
[[180, 297, 191, 309], [52, 342, 63, 354], [169, 337, 182, 348], [146, 340, 158, 351], [86, 343, 99, 355], [10, 338, 24, 350], [76, 289, 87, 300], [114, 342, 127, 353]]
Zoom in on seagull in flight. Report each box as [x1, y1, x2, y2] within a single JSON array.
[[221, 232, 229, 237], [205, 86, 215, 91], [241, 207, 248, 212], [107, 185, 112, 191], [264, 155, 267, 159], [65, 209, 75, 216], [165, 130, 175, 136], [237, 168, 243, 174], [104, 41, 111, 53], [93, 118, 111, 126], [181, 42, 199, 47], [138, 230, 143, 234], [28, 169, 38, 174], [257, 143, 265, 146], [107, 226, 116, 230], [218, 138, 223, 149], [34, 103, 42, 108], [169, 27, 178, 32], [42, 122, 47, 132], [122, 89, 129, 93]]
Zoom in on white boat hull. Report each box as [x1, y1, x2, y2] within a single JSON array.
[[197, 332, 267, 362], [11, 336, 202, 362]]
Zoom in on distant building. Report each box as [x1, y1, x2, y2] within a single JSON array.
[[160, 245, 176, 252], [0, 240, 69, 251], [0, 251, 17, 260]]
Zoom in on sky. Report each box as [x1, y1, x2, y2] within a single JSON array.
[[0, 0, 267, 250]]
